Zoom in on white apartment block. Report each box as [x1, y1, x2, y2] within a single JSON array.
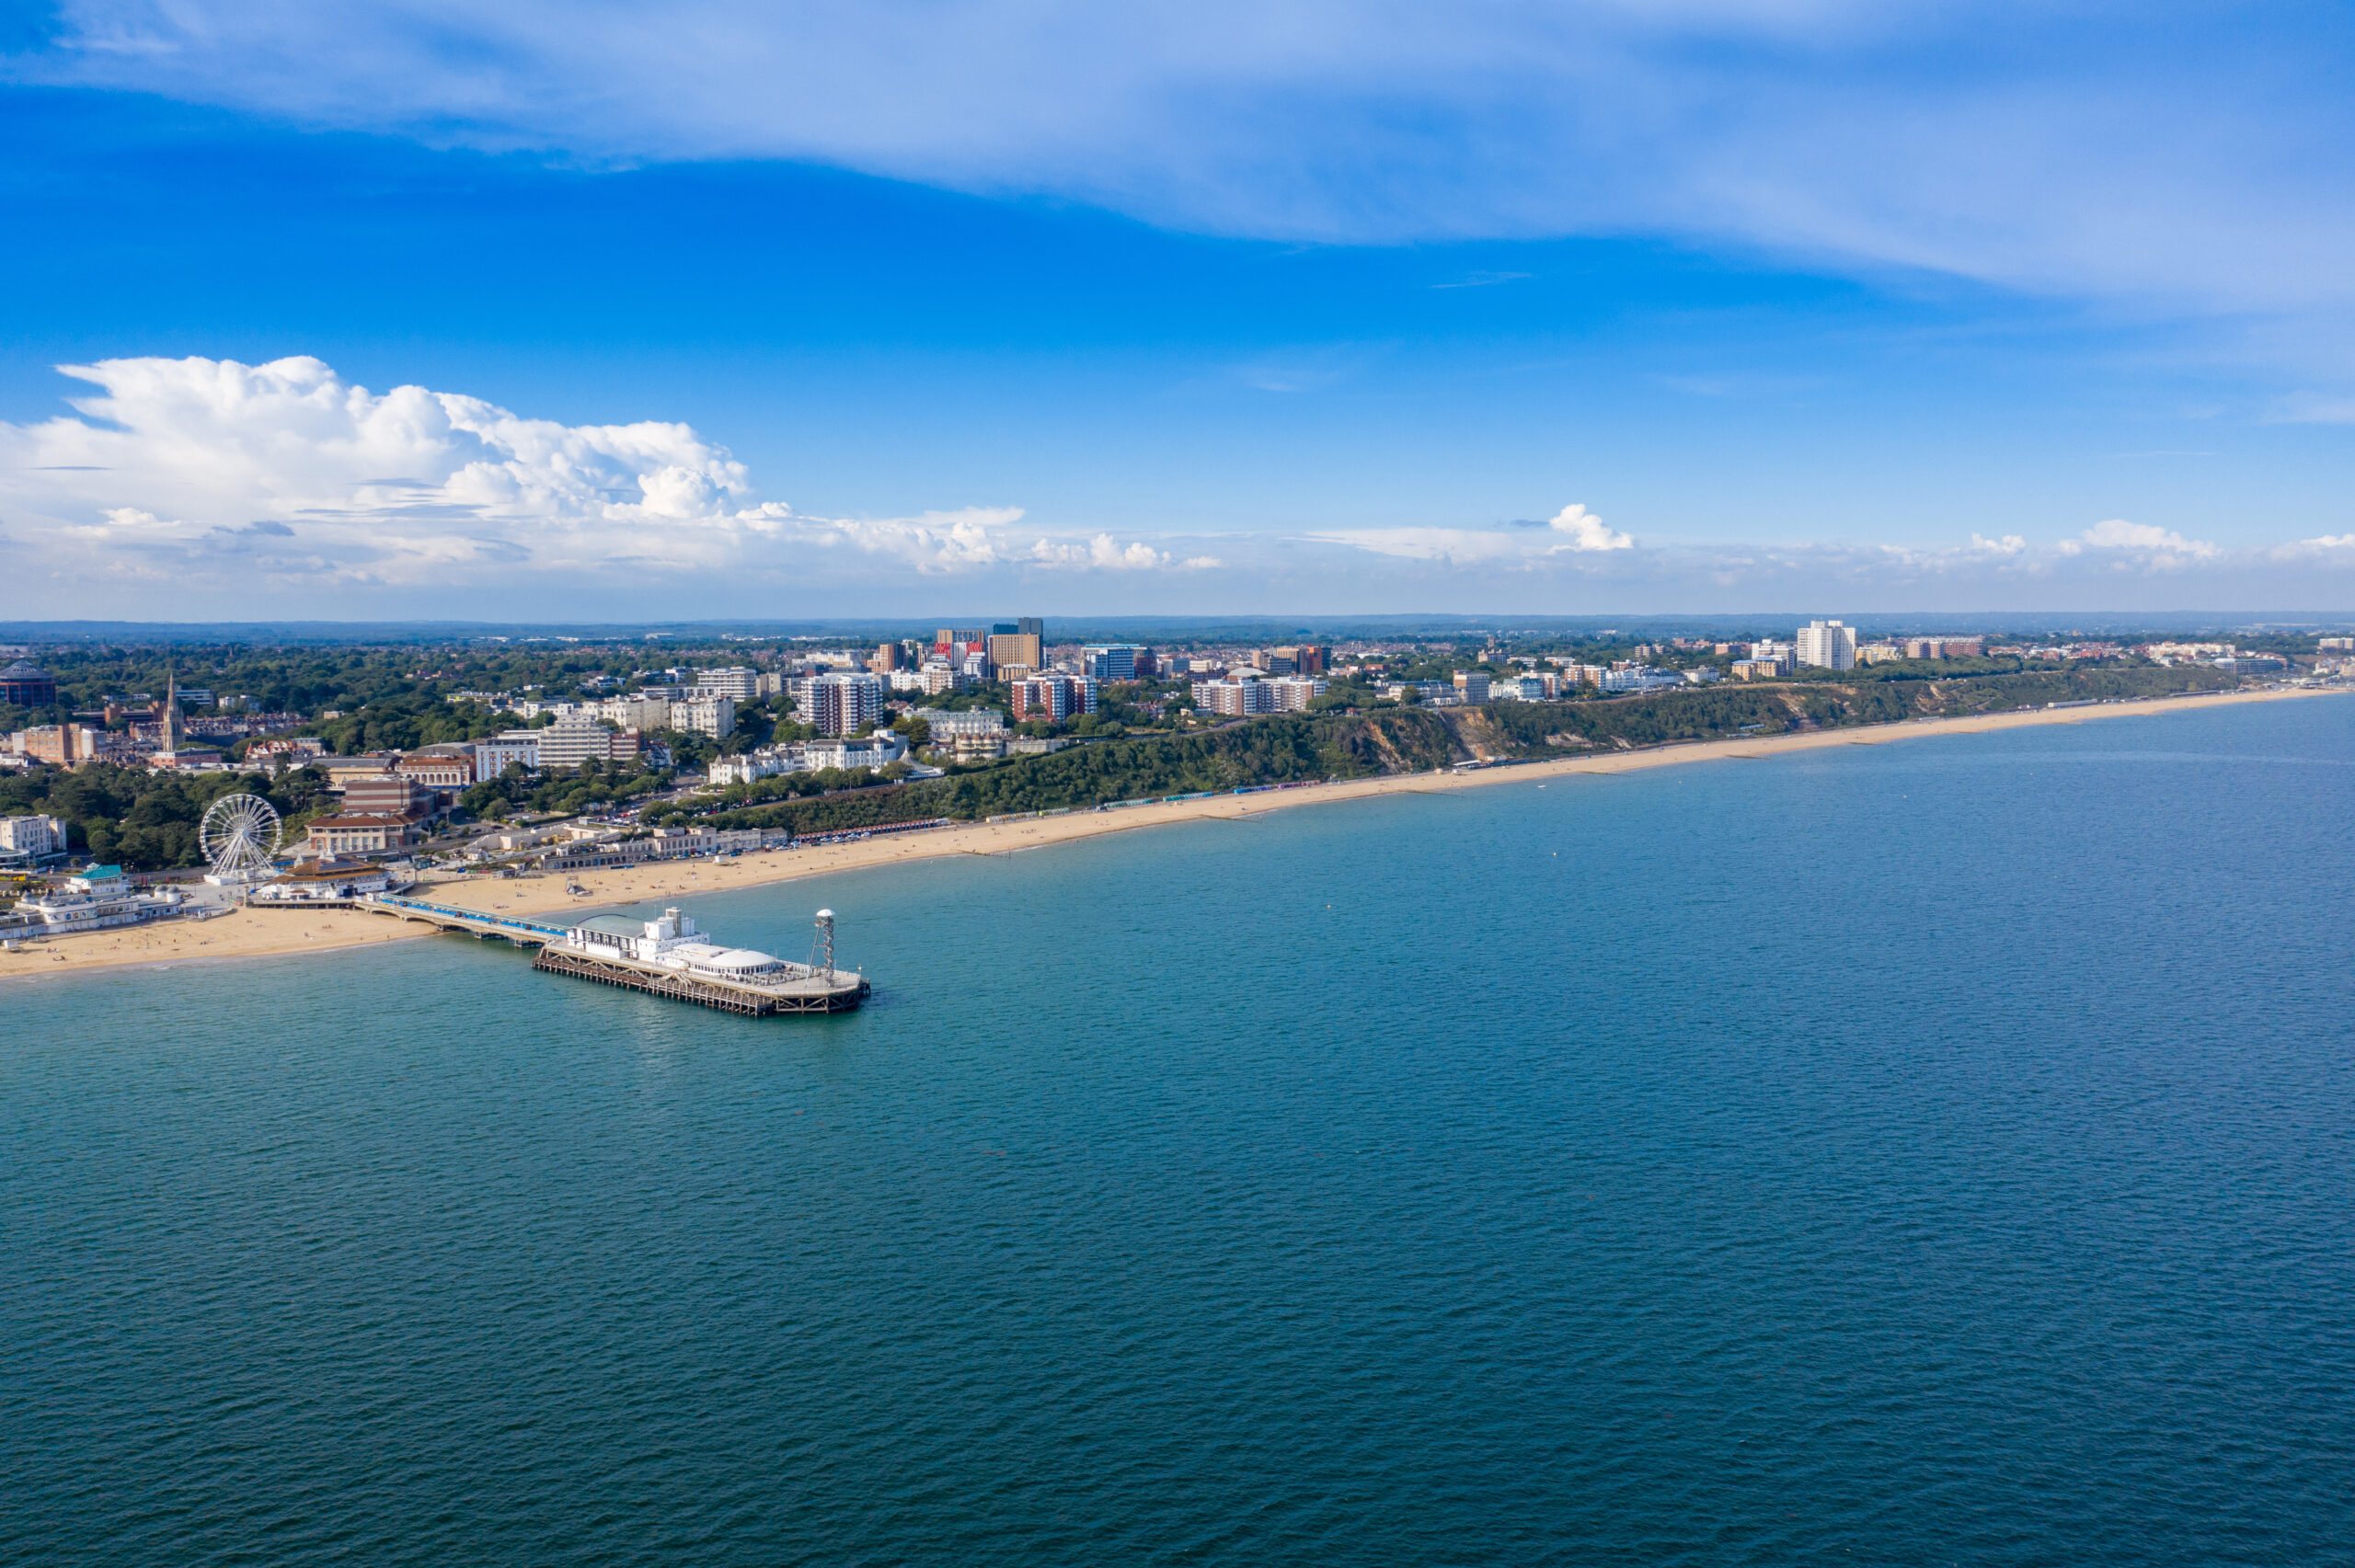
[[594, 695, 672, 730], [1796, 621, 1857, 670], [477, 735, 541, 775], [706, 732, 908, 785], [1194, 678, 1276, 715], [537, 719, 639, 770], [916, 707, 1008, 738], [0, 813, 66, 860], [692, 667, 760, 701], [667, 695, 736, 738], [1268, 677, 1327, 711]]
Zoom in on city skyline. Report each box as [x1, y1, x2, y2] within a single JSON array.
[[5, 3, 2353, 617]]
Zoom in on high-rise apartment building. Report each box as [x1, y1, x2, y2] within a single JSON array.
[[789, 673, 885, 736], [1796, 620, 1858, 670]]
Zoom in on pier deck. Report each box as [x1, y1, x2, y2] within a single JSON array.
[[357, 894, 867, 1014]]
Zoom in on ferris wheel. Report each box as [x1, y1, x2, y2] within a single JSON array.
[[200, 793, 283, 878]]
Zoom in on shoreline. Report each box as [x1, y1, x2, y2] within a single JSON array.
[[6, 684, 2341, 984]]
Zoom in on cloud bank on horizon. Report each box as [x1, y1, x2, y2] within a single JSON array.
[[0, 356, 1212, 594], [5, 356, 2349, 619], [16, 0, 2355, 330]]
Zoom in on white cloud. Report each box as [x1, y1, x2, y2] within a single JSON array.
[[1304, 502, 1628, 567], [2057, 518, 2221, 568], [0, 355, 1188, 591], [1545, 502, 1632, 552], [16, 2, 2355, 326], [2269, 533, 2355, 559], [1969, 532, 2027, 555]]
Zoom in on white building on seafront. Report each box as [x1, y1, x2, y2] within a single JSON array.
[[707, 731, 908, 786], [0, 812, 67, 866], [563, 907, 790, 982]]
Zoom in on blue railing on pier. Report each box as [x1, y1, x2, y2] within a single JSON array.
[[366, 894, 569, 940]]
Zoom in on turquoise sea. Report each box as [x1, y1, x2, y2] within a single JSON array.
[[6, 698, 2354, 1565]]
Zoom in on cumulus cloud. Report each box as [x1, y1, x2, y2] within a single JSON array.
[[14, 2, 2355, 324], [1545, 503, 1632, 552], [0, 355, 1186, 589], [2057, 518, 2221, 568]]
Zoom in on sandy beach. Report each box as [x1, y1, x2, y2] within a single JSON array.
[[6, 684, 2340, 983]]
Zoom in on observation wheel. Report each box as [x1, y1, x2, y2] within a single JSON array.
[[200, 793, 283, 878]]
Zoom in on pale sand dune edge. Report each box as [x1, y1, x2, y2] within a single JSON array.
[[6, 686, 2340, 983]]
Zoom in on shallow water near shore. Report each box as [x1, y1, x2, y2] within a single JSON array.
[[6, 698, 2353, 1565]]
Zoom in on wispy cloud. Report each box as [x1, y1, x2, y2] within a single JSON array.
[[2269, 394, 2355, 425], [16, 1, 2355, 330], [1430, 271, 1533, 290]]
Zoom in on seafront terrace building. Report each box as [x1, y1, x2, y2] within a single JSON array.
[[0, 865, 183, 936]]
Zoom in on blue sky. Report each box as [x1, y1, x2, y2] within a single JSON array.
[[3, 1, 2353, 619]]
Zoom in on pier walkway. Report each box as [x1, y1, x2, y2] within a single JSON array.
[[357, 894, 568, 945]]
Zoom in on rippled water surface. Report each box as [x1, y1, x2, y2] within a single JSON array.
[[6, 699, 2355, 1566]]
